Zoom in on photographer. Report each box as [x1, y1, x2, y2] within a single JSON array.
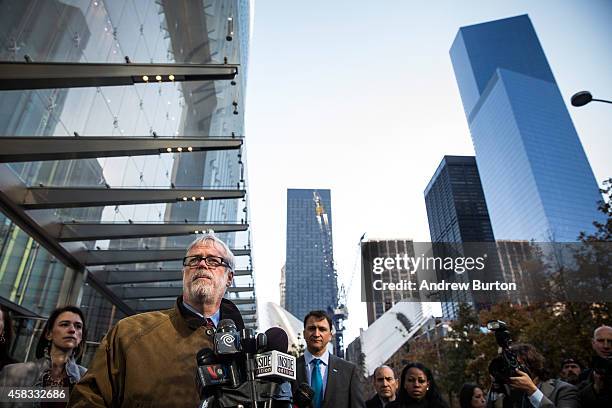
[[489, 344, 578, 408], [578, 325, 611, 408]]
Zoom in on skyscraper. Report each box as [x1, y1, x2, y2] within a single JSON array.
[[424, 155, 495, 318], [362, 238, 421, 326], [450, 15, 603, 242], [425, 156, 495, 244], [285, 188, 338, 325]]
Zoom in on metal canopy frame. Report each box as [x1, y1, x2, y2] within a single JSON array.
[[51, 222, 249, 242], [125, 296, 256, 312], [0, 135, 255, 317], [20, 186, 246, 209], [91, 268, 253, 285], [111, 285, 254, 300], [0, 61, 238, 91], [0, 136, 242, 162], [74, 248, 250, 266]]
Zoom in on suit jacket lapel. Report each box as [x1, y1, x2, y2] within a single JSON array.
[[322, 354, 336, 406]]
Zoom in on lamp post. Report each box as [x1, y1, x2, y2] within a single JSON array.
[[570, 91, 612, 107]]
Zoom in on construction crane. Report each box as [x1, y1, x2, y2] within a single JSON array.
[[313, 191, 348, 356]]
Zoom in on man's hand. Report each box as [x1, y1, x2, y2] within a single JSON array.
[[509, 369, 538, 395]]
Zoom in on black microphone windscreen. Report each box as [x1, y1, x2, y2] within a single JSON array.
[[196, 347, 215, 365], [294, 382, 314, 407], [217, 319, 237, 332], [264, 327, 289, 353]]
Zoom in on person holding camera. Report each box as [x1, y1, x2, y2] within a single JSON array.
[[578, 325, 611, 407], [488, 343, 578, 408]]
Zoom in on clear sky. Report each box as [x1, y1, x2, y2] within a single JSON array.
[[244, 0, 612, 346]]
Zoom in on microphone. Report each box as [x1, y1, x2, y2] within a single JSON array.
[[264, 327, 289, 352], [215, 319, 241, 355], [195, 348, 240, 397], [255, 327, 296, 382], [293, 383, 314, 408]]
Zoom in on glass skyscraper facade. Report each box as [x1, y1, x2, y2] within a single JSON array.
[[424, 155, 495, 318], [425, 156, 495, 244], [284, 189, 338, 323], [0, 0, 254, 364], [450, 15, 603, 242]]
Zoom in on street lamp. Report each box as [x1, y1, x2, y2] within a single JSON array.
[[570, 91, 612, 107]]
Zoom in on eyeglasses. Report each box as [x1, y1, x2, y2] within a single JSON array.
[[183, 255, 231, 269]]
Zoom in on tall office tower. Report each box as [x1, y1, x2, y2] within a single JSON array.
[[0, 0, 254, 363], [285, 189, 341, 348], [424, 156, 496, 319], [450, 15, 603, 242], [362, 238, 422, 326]]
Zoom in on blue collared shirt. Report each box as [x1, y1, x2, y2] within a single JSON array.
[[304, 349, 330, 397], [183, 301, 221, 328]]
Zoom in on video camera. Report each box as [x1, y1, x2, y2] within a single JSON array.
[[196, 319, 298, 408], [487, 320, 528, 385]]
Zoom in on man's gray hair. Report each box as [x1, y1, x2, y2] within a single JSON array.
[[594, 325, 612, 338], [373, 365, 396, 379], [186, 233, 235, 271]]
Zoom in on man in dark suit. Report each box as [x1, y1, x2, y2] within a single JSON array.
[[293, 310, 365, 408], [366, 365, 398, 408]]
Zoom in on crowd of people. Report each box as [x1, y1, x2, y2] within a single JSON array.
[[365, 326, 611, 408], [0, 233, 609, 408]]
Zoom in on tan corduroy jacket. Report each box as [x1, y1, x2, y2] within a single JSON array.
[[68, 297, 244, 408]]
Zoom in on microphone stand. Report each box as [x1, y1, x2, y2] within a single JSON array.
[[241, 328, 260, 408]]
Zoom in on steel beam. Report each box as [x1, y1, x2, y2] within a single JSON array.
[[21, 187, 246, 209], [52, 222, 248, 242], [0, 165, 83, 270], [225, 298, 256, 306], [0, 136, 242, 163], [125, 296, 255, 311], [75, 248, 250, 266], [93, 268, 252, 284], [124, 299, 175, 312], [114, 285, 254, 300], [92, 269, 183, 284], [0, 61, 237, 91], [84, 271, 135, 316]]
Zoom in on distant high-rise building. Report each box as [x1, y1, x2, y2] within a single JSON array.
[[450, 15, 603, 242], [362, 238, 422, 326], [425, 156, 495, 244], [285, 189, 340, 346], [424, 155, 496, 319]]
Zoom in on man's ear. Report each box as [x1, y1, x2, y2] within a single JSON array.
[[226, 270, 234, 287]]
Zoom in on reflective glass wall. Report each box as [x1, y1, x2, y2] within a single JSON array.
[[0, 0, 253, 362], [450, 15, 604, 242]]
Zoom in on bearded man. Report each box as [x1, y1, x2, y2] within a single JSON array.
[[69, 233, 244, 407]]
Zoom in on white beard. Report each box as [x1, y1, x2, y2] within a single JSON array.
[[184, 271, 226, 305]]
